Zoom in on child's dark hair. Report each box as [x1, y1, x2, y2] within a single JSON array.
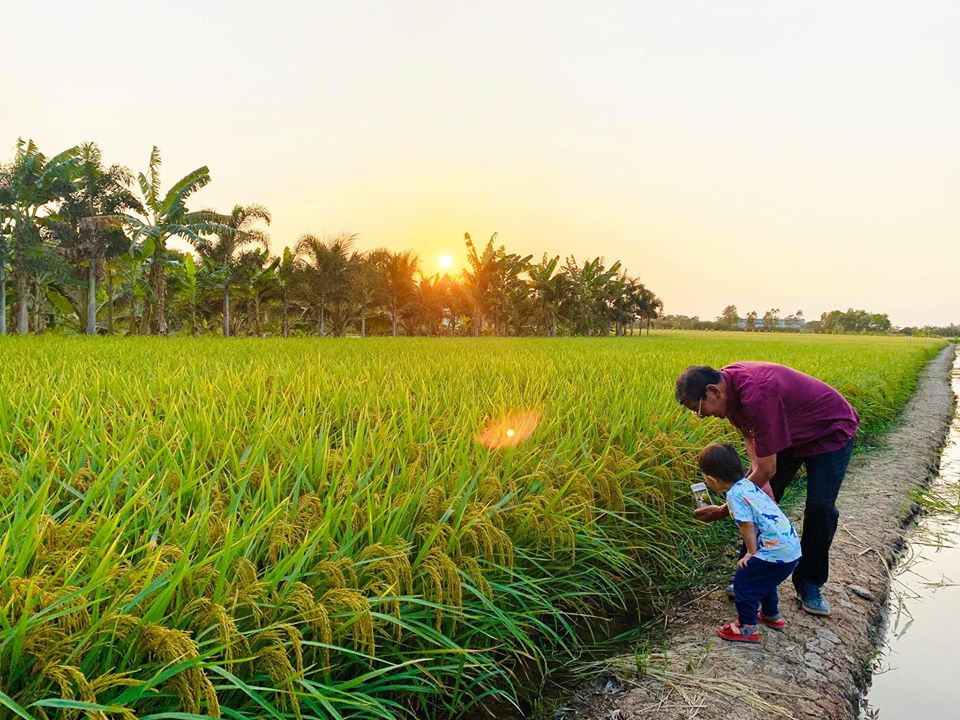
[[698, 443, 744, 484]]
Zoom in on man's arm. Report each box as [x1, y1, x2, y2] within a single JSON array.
[[748, 453, 776, 487], [739, 428, 776, 498], [741, 429, 759, 470]]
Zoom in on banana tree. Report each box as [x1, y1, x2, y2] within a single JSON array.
[[461, 232, 530, 336], [528, 254, 568, 336], [234, 250, 279, 336], [108, 241, 154, 334], [0, 139, 80, 334], [124, 146, 228, 335], [562, 256, 622, 336]]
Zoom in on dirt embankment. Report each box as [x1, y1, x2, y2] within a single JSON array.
[[565, 345, 956, 720]]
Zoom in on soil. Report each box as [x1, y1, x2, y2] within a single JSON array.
[[561, 345, 956, 720]]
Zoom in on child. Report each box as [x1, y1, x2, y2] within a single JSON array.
[[698, 443, 801, 643]]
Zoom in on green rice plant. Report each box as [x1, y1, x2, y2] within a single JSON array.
[[0, 332, 944, 719]]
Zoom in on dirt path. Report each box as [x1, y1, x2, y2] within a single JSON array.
[[565, 345, 956, 720]]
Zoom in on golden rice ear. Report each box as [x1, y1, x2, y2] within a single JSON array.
[[358, 544, 413, 594], [457, 503, 514, 567], [476, 474, 509, 507], [283, 582, 333, 669], [68, 459, 96, 493], [231, 558, 267, 623], [88, 669, 142, 696], [414, 520, 453, 547], [116, 618, 220, 717], [592, 447, 629, 513], [254, 626, 303, 718], [294, 493, 327, 531], [357, 544, 413, 639], [505, 495, 577, 562], [312, 556, 357, 592], [183, 597, 249, 664], [267, 517, 299, 564], [419, 485, 449, 523], [6, 578, 91, 644], [183, 564, 220, 597], [37, 662, 98, 718], [415, 548, 462, 632], [320, 588, 376, 658], [459, 556, 493, 599], [204, 512, 228, 547]]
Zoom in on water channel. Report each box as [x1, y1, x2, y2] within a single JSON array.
[[863, 351, 960, 717]]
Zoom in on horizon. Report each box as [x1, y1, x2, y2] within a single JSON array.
[[3, 1, 958, 327]]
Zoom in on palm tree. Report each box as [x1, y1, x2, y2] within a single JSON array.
[[349, 252, 381, 337], [54, 142, 142, 335], [371, 249, 419, 337], [125, 146, 227, 335], [190, 204, 271, 336], [295, 233, 357, 336], [233, 249, 278, 336], [276, 246, 296, 337], [0, 139, 80, 334], [181, 252, 202, 336], [412, 273, 457, 335], [642, 286, 663, 335], [0, 163, 12, 335]]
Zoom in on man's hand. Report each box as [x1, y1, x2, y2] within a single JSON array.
[[737, 552, 755, 569], [693, 504, 729, 523]]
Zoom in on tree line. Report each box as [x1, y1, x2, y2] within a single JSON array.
[[655, 306, 902, 334], [0, 139, 662, 337]]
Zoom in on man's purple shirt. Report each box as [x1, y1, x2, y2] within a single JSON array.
[[721, 362, 860, 458]]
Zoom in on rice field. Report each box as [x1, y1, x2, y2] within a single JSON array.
[[0, 333, 944, 719]]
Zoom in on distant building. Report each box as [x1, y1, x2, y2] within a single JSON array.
[[736, 317, 806, 331]]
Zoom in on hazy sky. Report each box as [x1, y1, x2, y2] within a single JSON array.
[[3, 1, 958, 326]]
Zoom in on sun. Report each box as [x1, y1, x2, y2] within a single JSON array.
[[438, 254, 453, 270]]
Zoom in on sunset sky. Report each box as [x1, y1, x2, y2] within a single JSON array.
[[3, 1, 958, 327]]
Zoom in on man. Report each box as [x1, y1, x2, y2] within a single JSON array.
[[675, 362, 859, 615]]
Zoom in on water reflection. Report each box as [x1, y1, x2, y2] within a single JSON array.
[[865, 356, 960, 717]]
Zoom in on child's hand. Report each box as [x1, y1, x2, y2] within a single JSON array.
[[693, 504, 728, 523], [737, 553, 755, 569]]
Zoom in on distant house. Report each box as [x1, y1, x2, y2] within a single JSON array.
[[736, 317, 806, 331]]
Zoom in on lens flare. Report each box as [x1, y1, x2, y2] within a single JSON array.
[[476, 410, 541, 449]]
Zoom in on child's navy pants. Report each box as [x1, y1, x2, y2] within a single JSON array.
[[734, 557, 799, 626]]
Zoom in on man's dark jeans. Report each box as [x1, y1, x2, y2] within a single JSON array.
[[769, 437, 855, 589]]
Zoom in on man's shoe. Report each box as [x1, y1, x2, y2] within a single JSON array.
[[798, 582, 831, 616], [726, 582, 735, 600]]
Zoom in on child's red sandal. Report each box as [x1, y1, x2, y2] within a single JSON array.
[[716, 620, 761, 643], [758, 611, 786, 631]]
